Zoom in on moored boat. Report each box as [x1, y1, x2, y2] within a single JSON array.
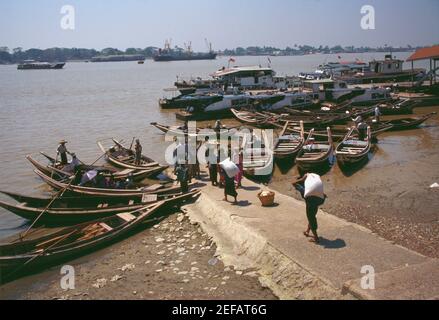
[[26, 154, 156, 182], [273, 121, 305, 160], [33, 168, 193, 198], [373, 112, 436, 131], [0, 202, 164, 280], [335, 126, 371, 166], [295, 127, 334, 170], [0, 189, 200, 225], [241, 129, 274, 177], [98, 139, 168, 172]]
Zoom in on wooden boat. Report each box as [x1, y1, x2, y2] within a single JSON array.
[[231, 108, 278, 128], [282, 105, 375, 119], [151, 122, 198, 135], [241, 129, 274, 177], [377, 99, 417, 115], [335, 126, 371, 166], [98, 139, 168, 172], [150, 122, 238, 138], [0, 202, 164, 279], [295, 127, 333, 170], [373, 112, 436, 131], [0, 189, 200, 225], [274, 121, 392, 142], [26, 155, 156, 182], [273, 121, 305, 160], [33, 169, 193, 198]]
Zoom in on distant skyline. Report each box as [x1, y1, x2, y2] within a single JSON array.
[[1, 0, 438, 51]]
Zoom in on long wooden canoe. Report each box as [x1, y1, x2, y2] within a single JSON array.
[[98, 139, 168, 172], [296, 127, 334, 170], [33, 169, 193, 198], [0, 189, 200, 225], [273, 121, 305, 160], [241, 129, 274, 177], [230, 108, 278, 128], [26, 155, 156, 182], [335, 126, 371, 166], [0, 202, 164, 280], [376, 112, 436, 131]]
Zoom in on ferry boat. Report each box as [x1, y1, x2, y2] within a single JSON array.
[[302, 79, 392, 105], [17, 60, 65, 70], [306, 55, 425, 84]]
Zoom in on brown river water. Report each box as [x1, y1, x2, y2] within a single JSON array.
[[0, 53, 438, 257]]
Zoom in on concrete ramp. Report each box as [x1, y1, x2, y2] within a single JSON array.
[[184, 176, 438, 300]]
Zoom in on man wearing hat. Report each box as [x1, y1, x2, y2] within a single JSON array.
[[57, 140, 71, 165]]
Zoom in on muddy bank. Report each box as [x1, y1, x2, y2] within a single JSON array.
[[0, 210, 276, 300], [271, 107, 439, 258]]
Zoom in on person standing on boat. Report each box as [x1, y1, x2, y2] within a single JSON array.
[[353, 116, 367, 141], [374, 105, 381, 123], [134, 139, 142, 166], [292, 173, 326, 244], [175, 164, 189, 193], [57, 140, 71, 165]]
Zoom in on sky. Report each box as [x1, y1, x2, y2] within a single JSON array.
[[0, 0, 438, 51]]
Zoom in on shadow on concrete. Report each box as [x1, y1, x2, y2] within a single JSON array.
[[261, 202, 280, 208], [240, 186, 260, 191], [233, 200, 252, 207], [318, 237, 347, 249]]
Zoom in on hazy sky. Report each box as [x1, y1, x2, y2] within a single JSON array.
[[1, 0, 438, 51]]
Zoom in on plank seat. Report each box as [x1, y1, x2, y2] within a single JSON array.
[[117, 212, 137, 222]]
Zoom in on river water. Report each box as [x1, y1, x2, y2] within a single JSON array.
[[0, 52, 437, 252]]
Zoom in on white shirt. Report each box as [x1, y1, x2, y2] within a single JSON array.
[[374, 107, 381, 117]]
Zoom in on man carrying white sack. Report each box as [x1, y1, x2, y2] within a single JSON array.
[[292, 173, 327, 244]]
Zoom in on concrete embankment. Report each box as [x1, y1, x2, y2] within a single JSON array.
[[183, 177, 439, 300]]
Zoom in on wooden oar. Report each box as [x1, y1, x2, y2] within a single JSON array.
[[5, 228, 80, 280], [19, 174, 76, 239]]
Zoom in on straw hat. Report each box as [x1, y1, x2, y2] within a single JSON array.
[[59, 140, 68, 144]]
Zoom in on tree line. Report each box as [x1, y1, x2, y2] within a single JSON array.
[[0, 47, 159, 64], [0, 44, 428, 64]]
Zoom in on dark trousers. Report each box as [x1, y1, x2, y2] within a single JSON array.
[[60, 153, 68, 165], [305, 196, 324, 232], [180, 180, 188, 193], [208, 164, 218, 185]]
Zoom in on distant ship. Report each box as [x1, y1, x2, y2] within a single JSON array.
[[153, 40, 217, 62], [17, 60, 65, 70], [91, 54, 145, 62]]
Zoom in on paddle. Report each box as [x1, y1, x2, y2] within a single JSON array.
[[4, 228, 80, 281], [19, 174, 77, 240], [129, 137, 135, 150]]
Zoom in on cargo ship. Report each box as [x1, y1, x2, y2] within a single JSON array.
[[17, 60, 65, 70], [153, 40, 217, 62]]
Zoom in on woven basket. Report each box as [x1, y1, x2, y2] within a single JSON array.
[[258, 190, 275, 206]]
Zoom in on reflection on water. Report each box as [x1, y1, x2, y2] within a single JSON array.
[[0, 52, 435, 238]]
